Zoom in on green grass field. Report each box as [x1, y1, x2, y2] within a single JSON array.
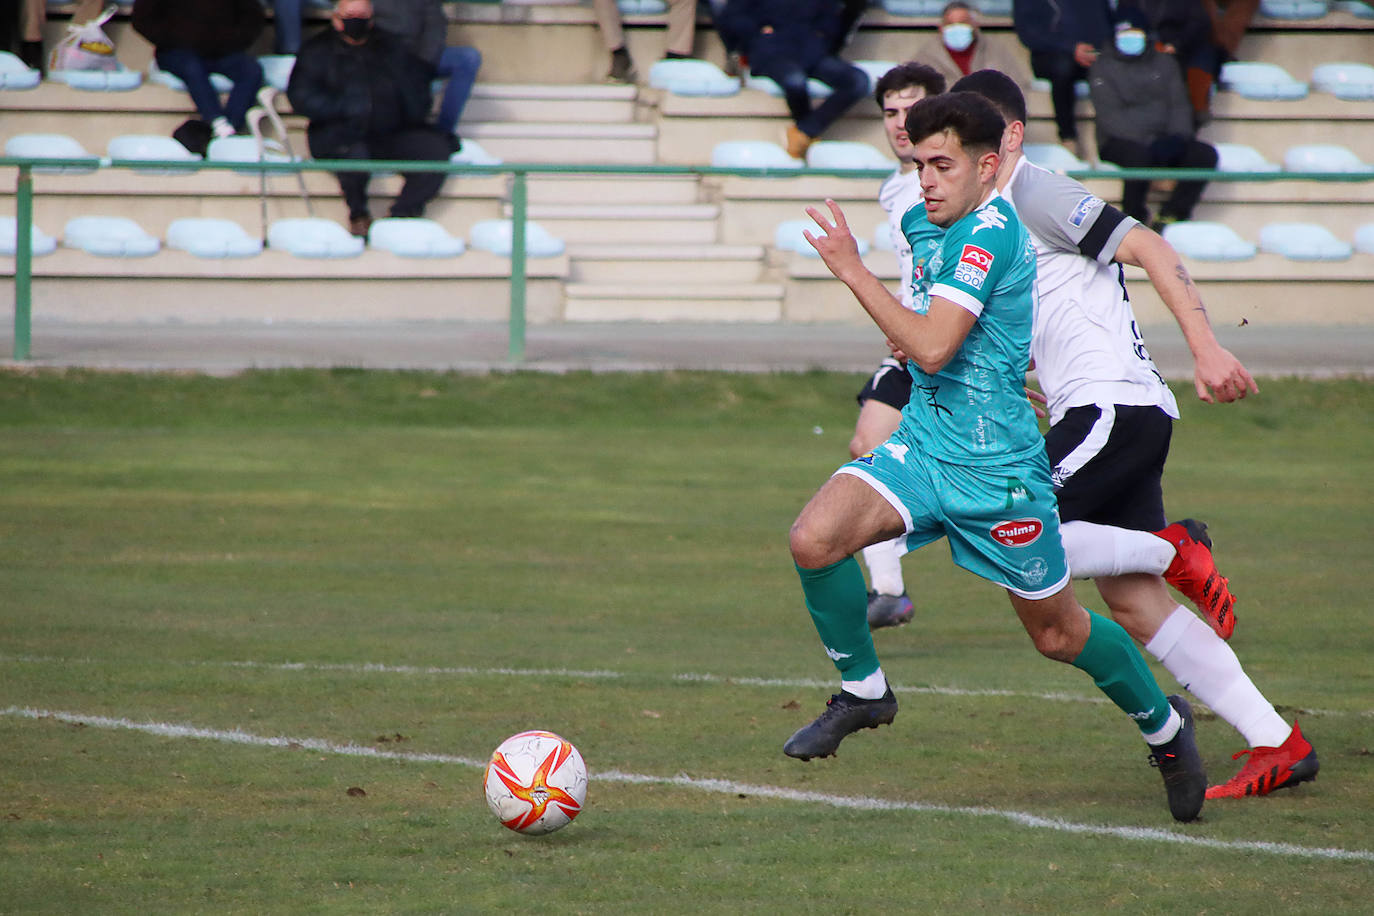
[[2, 369, 1371, 914]]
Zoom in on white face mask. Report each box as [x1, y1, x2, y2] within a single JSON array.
[[1115, 29, 1147, 56], [942, 23, 975, 52]]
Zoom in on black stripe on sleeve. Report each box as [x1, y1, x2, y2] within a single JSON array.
[[1076, 203, 1130, 262]]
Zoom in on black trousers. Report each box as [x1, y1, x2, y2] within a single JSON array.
[[1029, 50, 1088, 143], [310, 126, 453, 220], [1097, 135, 1218, 222]]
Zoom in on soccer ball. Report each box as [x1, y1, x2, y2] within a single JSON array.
[[483, 730, 588, 835]]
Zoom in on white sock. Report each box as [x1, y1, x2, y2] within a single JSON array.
[[1145, 606, 1291, 748], [1061, 520, 1175, 579], [861, 536, 906, 595], [1142, 706, 1182, 745], [211, 116, 236, 139], [842, 667, 888, 700]]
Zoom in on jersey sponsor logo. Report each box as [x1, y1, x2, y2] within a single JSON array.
[[855, 451, 876, 466], [1021, 556, 1050, 586], [1068, 194, 1101, 228], [991, 517, 1043, 547], [972, 204, 1007, 234], [954, 244, 994, 289]]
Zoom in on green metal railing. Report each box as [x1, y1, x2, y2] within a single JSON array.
[[5, 155, 1373, 363]]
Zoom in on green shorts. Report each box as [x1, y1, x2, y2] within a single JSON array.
[[838, 426, 1070, 599]]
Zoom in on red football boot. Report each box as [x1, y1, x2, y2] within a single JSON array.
[[1155, 518, 1236, 640], [1205, 722, 1320, 799]]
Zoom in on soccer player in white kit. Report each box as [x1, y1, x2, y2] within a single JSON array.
[[951, 68, 1318, 800]]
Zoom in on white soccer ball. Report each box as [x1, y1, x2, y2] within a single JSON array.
[[483, 730, 588, 835]]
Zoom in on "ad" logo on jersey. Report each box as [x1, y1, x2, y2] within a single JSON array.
[[991, 518, 1043, 547], [954, 244, 994, 289]]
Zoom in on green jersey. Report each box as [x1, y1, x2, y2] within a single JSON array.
[[899, 191, 1042, 466], [898, 199, 943, 313]]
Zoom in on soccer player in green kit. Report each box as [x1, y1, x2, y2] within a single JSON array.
[[785, 91, 1207, 822]]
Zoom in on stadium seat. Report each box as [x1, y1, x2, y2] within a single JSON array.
[[805, 141, 894, 171], [63, 216, 161, 257], [267, 218, 365, 258], [1258, 0, 1331, 18], [51, 67, 143, 91], [1022, 143, 1089, 172], [1031, 77, 1091, 99], [972, 0, 1013, 13], [166, 217, 263, 258], [0, 216, 57, 256], [1218, 62, 1308, 100], [872, 221, 896, 252], [107, 134, 200, 174], [467, 219, 566, 258], [207, 135, 295, 176], [1161, 221, 1258, 261], [852, 60, 899, 88], [1334, 0, 1374, 16], [1311, 62, 1374, 100], [1283, 143, 1370, 172], [881, 0, 947, 14], [745, 74, 833, 99], [450, 139, 503, 166], [147, 58, 233, 94], [1213, 142, 1281, 173], [647, 59, 740, 97], [0, 50, 40, 89], [1258, 222, 1353, 260], [617, 0, 667, 13], [710, 140, 803, 169], [1354, 222, 1374, 254], [258, 54, 296, 92], [367, 218, 466, 258], [775, 218, 869, 258], [3, 133, 99, 174]]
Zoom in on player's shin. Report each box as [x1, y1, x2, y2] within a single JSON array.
[[1072, 609, 1176, 740], [795, 556, 885, 696]]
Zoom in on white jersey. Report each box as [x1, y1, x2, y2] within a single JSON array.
[[1002, 155, 1179, 426], [878, 167, 925, 310]]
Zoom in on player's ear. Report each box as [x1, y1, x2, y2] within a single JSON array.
[[977, 149, 1000, 182]]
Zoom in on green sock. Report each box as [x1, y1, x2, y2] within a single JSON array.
[[1071, 609, 1172, 736], [795, 556, 880, 682]]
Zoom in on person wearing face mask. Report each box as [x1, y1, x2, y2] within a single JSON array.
[[1088, 6, 1218, 231], [287, 0, 455, 238], [910, 1, 1028, 91]]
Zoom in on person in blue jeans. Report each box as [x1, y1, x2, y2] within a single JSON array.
[[132, 0, 265, 141], [373, 0, 482, 141]]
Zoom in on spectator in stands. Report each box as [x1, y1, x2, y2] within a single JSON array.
[[911, 2, 1029, 91], [2, 0, 46, 71], [132, 0, 266, 144], [1137, 0, 1227, 126], [287, 0, 453, 238], [374, 0, 482, 141], [593, 0, 697, 84], [718, 0, 871, 160], [1088, 7, 1217, 231], [1012, 0, 1114, 160], [267, 0, 305, 55]]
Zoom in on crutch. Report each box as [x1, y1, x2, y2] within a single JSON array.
[[248, 86, 313, 242]]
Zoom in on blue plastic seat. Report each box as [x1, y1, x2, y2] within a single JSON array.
[[775, 218, 869, 259], [107, 134, 201, 175], [971, 0, 1013, 13], [710, 140, 803, 169], [1213, 142, 1281, 173], [852, 60, 899, 88], [267, 218, 365, 258], [1334, 0, 1374, 17], [367, 218, 466, 258], [207, 135, 295, 176], [1259, 222, 1353, 260], [0, 50, 40, 89], [745, 74, 833, 99], [1311, 62, 1374, 100], [258, 54, 296, 92], [0, 216, 57, 256], [167, 217, 263, 259], [1353, 223, 1374, 254], [617, 0, 667, 11], [647, 59, 740, 97], [1022, 143, 1089, 172], [468, 219, 565, 258], [1161, 221, 1257, 261], [63, 216, 161, 257], [1259, 0, 1331, 18], [450, 140, 503, 166], [1219, 62, 1308, 99], [881, 0, 947, 14], [147, 58, 233, 94], [805, 141, 894, 171], [51, 66, 143, 91], [4, 133, 99, 174], [872, 221, 896, 253], [1031, 77, 1091, 99], [1283, 143, 1369, 173]]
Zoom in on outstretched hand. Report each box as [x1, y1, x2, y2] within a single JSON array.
[[803, 199, 864, 284]]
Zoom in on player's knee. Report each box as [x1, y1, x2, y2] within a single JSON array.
[[789, 517, 838, 569], [1027, 622, 1080, 662]]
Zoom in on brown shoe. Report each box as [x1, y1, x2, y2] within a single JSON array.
[[348, 214, 373, 239], [785, 125, 814, 161]]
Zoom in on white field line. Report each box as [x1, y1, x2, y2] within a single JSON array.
[[2, 654, 1371, 720], [4, 704, 1371, 864]]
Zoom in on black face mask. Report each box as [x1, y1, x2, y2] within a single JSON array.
[[340, 17, 372, 40]]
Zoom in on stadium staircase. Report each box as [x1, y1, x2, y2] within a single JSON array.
[[2, 1, 1372, 328]]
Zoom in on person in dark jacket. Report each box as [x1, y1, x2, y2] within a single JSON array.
[[132, 0, 265, 141], [373, 0, 481, 138], [1012, 0, 1113, 158], [1137, 0, 1227, 126], [718, 0, 870, 160], [1088, 7, 1218, 230], [286, 0, 453, 238]]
